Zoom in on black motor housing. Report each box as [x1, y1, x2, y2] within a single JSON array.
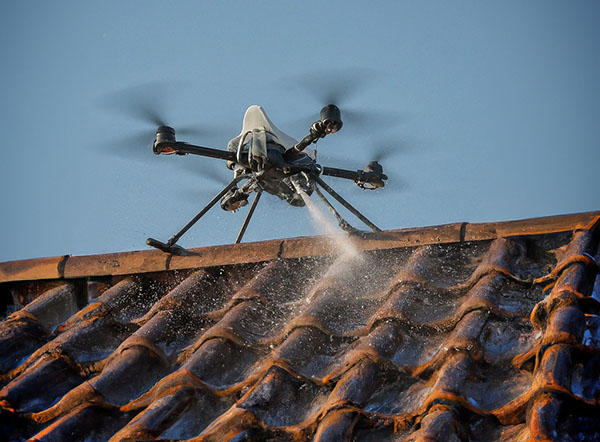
[[153, 126, 176, 154], [320, 105, 343, 133]]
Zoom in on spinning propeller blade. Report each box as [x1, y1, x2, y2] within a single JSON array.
[[175, 156, 231, 186], [97, 82, 171, 127], [96, 82, 225, 159], [318, 137, 406, 166], [284, 68, 403, 136], [293, 67, 379, 105]]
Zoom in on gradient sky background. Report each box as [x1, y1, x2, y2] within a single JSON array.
[[1, 1, 598, 262]]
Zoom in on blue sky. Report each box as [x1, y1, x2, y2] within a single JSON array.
[[1, 1, 598, 261]]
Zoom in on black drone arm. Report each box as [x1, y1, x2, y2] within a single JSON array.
[[322, 166, 388, 189], [283, 164, 387, 189], [154, 141, 236, 161], [321, 166, 360, 180]]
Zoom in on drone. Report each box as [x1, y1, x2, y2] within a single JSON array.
[[142, 104, 389, 255]]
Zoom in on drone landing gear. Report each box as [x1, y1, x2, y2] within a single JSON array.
[[146, 174, 250, 255], [313, 186, 359, 234], [236, 191, 262, 243], [309, 173, 381, 234], [146, 172, 381, 255], [146, 238, 193, 256]]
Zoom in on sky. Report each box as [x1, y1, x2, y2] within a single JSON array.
[[1, 1, 599, 262]]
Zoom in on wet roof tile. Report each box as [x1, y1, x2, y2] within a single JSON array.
[[0, 212, 599, 441]]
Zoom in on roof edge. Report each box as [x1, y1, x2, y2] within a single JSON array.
[[1, 211, 599, 283]]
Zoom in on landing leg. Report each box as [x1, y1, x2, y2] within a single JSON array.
[[235, 191, 262, 243], [147, 174, 249, 254], [310, 173, 381, 232], [312, 186, 359, 234]]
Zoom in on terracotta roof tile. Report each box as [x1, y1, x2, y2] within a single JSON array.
[[0, 211, 599, 441]]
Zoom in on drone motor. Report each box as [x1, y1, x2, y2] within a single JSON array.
[[356, 161, 387, 189], [153, 125, 176, 154], [319, 104, 343, 134]]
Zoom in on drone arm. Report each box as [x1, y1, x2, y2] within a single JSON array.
[[292, 128, 322, 152], [321, 166, 361, 181], [321, 165, 388, 189], [155, 141, 236, 162], [283, 120, 333, 161]]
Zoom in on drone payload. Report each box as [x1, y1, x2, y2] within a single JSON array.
[[147, 104, 388, 255]]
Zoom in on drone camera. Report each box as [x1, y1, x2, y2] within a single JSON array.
[[320, 104, 343, 134], [153, 126, 177, 154]]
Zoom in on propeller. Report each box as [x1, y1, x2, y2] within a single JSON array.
[[292, 67, 379, 105], [318, 137, 409, 194], [175, 155, 231, 186], [178, 165, 233, 204], [95, 82, 224, 159], [318, 137, 407, 166], [283, 68, 403, 137]]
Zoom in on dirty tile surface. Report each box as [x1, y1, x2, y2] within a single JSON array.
[[0, 219, 599, 441]]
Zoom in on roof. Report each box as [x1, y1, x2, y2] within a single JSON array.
[[0, 211, 599, 441]]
